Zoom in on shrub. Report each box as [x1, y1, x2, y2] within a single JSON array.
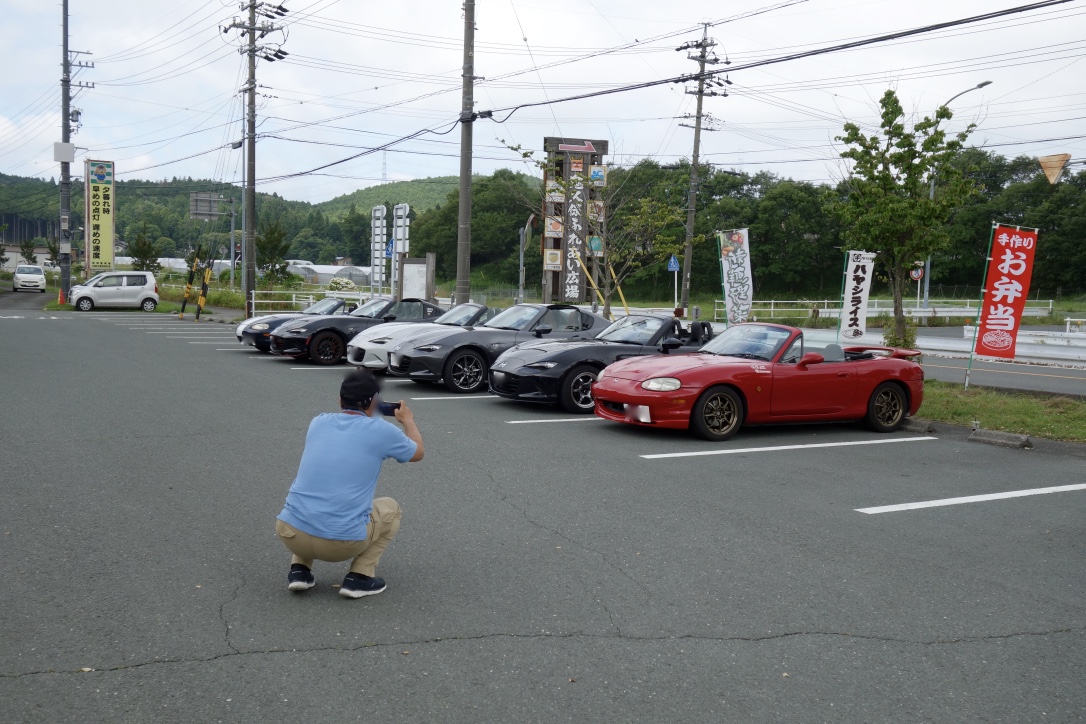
[[327, 277, 356, 291]]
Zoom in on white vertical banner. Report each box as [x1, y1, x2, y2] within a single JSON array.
[[717, 229, 754, 324], [840, 250, 877, 341], [392, 203, 410, 290], [370, 205, 386, 289]]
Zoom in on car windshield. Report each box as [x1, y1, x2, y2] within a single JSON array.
[[597, 315, 669, 344], [78, 273, 105, 286], [698, 324, 793, 361], [482, 305, 540, 331], [350, 298, 390, 318], [435, 304, 481, 326], [16, 266, 43, 275], [303, 298, 342, 315]]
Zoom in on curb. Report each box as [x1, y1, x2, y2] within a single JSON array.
[[902, 417, 936, 433], [968, 428, 1033, 449]]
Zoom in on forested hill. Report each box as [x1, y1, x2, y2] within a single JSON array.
[[313, 176, 460, 219]]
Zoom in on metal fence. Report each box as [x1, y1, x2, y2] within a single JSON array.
[[248, 287, 391, 313], [715, 298, 1056, 322]]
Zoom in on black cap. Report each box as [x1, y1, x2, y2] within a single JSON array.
[[340, 369, 381, 410]]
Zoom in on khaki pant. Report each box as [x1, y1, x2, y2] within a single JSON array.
[[275, 497, 402, 577]]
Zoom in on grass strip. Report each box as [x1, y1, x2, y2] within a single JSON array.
[[921, 379, 1086, 443]]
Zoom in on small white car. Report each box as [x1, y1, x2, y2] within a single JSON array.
[[12, 265, 47, 293], [69, 271, 160, 312]]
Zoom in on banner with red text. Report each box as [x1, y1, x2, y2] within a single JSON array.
[[974, 224, 1038, 359]]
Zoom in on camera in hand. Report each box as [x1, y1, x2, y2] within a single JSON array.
[[377, 401, 401, 416]]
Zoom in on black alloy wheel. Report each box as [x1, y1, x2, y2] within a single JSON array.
[[75, 297, 94, 312], [308, 331, 345, 365], [691, 385, 744, 441], [560, 365, 599, 413], [866, 382, 906, 432], [443, 349, 487, 393]]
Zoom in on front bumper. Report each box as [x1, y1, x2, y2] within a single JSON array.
[[347, 345, 390, 369], [388, 350, 444, 379], [15, 279, 46, 290], [489, 369, 561, 403], [592, 377, 694, 430], [240, 329, 272, 348], [269, 334, 309, 356]]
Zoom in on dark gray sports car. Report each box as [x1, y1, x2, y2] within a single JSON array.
[[386, 303, 610, 393], [270, 297, 446, 365], [489, 314, 713, 412]]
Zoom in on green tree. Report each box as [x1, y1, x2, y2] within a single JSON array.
[[598, 196, 686, 317], [128, 223, 162, 273], [20, 238, 41, 264], [46, 238, 61, 267], [256, 219, 292, 286], [339, 203, 371, 266], [0, 224, 8, 268], [831, 89, 978, 345]]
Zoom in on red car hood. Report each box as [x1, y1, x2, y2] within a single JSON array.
[[603, 352, 748, 380]]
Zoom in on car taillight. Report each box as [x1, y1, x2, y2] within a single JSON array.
[[154, 282, 159, 293]]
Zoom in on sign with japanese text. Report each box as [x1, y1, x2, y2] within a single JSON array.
[[589, 165, 607, 186], [370, 205, 387, 287], [840, 251, 877, 341], [544, 215, 564, 238], [974, 225, 1038, 359], [717, 229, 754, 324], [562, 176, 587, 301], [85, 160, 115, 270], [544, 249, 562, 271]]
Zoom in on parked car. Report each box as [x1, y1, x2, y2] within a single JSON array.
[[592, 322, 924, 441], [270, 297, 446, 365], [69, 271, 159, 312], [12, 265, 47, 293], [346, 303, 502, 371], [490, 314, 712, 413], [387, 303, 610, 393], [236, 297, 358, 353]]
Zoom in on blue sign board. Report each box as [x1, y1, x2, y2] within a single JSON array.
[[667, 254, 680, 272], [385, 239, 394, 258]]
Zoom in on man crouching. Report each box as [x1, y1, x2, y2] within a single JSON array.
[[275, 369, 424, 598]]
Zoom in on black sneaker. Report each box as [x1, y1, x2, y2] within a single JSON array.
[[339, 572, 386, 598], [287, 563, 315, 592]]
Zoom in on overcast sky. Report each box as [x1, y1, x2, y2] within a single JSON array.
[[3, 0, 1084, 203]]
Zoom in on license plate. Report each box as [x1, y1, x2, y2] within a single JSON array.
[[624, 404, 651, 423]]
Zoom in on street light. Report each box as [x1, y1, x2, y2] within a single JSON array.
[[923, 80, 992, 309]]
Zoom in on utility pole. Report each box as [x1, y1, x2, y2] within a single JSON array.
[[676, 25, 721, 313], [58, 0, 93, 296], [225, 1, 288, 317], [454, 0, 476, 305]]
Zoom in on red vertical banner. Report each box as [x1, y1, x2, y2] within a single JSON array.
[[974, 224, 1039, 359]]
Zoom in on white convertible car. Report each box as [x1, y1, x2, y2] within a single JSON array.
[[346, 302, 500, 371]]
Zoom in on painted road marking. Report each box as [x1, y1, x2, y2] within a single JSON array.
[[214, 348, 253, 351], [410, 395, 491, 400], [641, 436, 938, 459], [923, 363, 1086, 382], [289, 367, 344, 370], [856, 483, 1086, 514], [507, 417, 605, 424]]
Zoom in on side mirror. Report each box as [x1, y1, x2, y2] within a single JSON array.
[[660, 337, 683, 354], [345, 304, 358, 313], [382, 314, 397, 322], [533, 324, 552, 338], [797, 352, 824, 370]]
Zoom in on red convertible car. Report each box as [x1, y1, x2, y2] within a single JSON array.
[[592, 322, 923, 441]]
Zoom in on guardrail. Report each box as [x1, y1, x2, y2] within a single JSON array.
[[249, 287, 391, 313], [715, 299, 1054, 322]]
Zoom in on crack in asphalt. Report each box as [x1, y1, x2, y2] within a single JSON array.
[[4, 627, 1081, 679], [219, 573, 245, 654]]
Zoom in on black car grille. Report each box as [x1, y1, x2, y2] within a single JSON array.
[[389, 355, 412, 374], [601, 400, 624, 414], [490, 371, 521, 395], [273, 337, 286, 349]]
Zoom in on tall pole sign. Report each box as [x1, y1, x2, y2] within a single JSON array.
[[541, 137, 608, 303], [84, 160, 115, 271], [392, 203, 411, 292], [370, 205, 387, 291]]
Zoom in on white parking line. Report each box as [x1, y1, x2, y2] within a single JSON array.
[[506, 417, 605, 424], [289, 367, 343, 370], [640, 436, 938, 459], [856, 483, 1086, 514], [410, 395, 491, 400], [214, 348, 253, 351], [189, 341, 241, 344]]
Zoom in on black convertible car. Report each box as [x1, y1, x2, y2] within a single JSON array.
[[387, 303, 610, 393], [270, 297, 446, 365], [236, 297, 356, 352], [489, 314, 713, 412]]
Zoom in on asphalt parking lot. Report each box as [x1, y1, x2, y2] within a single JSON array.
[[2, 308, 1084, 722]]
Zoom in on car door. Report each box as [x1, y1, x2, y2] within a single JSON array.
[[770, 337, 856, 416], [124, 274, 148, 304], [94, 274, 126, 307]]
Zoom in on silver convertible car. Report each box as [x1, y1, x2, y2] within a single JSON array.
[[345, 303, 500, 371]]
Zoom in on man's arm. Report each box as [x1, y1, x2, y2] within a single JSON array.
[[394, 401, 424, 462]]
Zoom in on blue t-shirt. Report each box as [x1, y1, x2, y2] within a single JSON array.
[[278, 412, 417, 540]]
